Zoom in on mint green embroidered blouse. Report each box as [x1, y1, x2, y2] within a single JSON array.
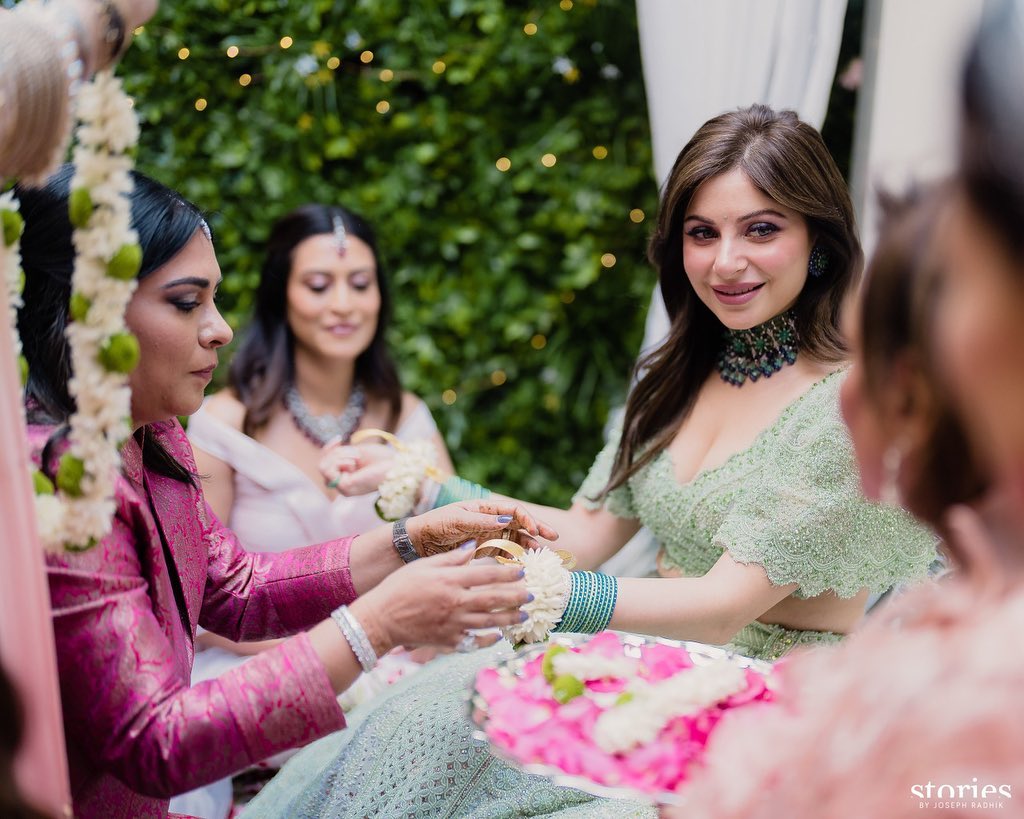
[[574, 372, 936, 599]]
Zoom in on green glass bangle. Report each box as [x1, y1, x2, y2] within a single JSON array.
[[433, 475, 491, 509], [554, 571, 618, 634]]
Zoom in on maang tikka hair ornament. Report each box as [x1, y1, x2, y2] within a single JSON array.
[[808, 243, 829, 277], [332, 213, 349, 257]]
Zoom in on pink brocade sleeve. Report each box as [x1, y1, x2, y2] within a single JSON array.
[[48, 515, 346, 800], [198, 501, 359, 641]]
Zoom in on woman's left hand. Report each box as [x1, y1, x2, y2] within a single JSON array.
[[405, 499, 558, 557], [319, 441, 394, 496]]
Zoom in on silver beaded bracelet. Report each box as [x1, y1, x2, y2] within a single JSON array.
[[330, 604, 378, 673]]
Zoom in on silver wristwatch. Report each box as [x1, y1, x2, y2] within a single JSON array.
[[392, 516, 420, 563]]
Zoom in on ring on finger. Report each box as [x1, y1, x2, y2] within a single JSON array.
[[327, 477, 341, 489], [456, 631, 477, 653]]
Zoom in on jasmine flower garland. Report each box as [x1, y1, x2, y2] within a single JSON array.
[[592, 658, 748, 754], [1, 191, 26, 387], [2, 70, 141, 551], [550, 650, 638, 680], [375, 439, 437, 521]]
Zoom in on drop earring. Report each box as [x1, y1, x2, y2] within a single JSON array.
[[880, 445, 904, 507], [808, 244, 829, 278]]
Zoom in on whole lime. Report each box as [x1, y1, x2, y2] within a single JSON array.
[[541, 644, 569, 684], [98, 332, 140, 373], [107, 243, 142, 280], [32, 469, 55, 495], [69, 188, 94, 228], [551, 673, 584, 704], [56, 454, 86, 497], [1, 208, 24, 247]]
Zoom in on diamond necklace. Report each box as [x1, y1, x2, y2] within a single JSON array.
[[716, 310, 799, 386], [284, 383, 367, 446]]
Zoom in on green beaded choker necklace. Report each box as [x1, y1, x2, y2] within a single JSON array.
[[716, 310, 799, 386]]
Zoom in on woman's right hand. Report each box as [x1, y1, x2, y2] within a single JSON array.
[[350, 546, 529, 654], [406, 499, 558, 557]]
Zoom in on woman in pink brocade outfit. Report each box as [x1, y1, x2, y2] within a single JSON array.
[[669, 5, 1024, 812], [14, 167, 550, 819]]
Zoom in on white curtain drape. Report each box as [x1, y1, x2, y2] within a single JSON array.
[[639, 0, 846, 190], [599, 0, 847, 578], [849, 0, 984, 257]]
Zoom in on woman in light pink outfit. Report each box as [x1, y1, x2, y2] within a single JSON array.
[[14, 166, 549, 819], [671, 5, 1024, 812], [180, 203, 457, 818]]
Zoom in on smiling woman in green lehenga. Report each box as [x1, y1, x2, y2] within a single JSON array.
[[243, 105, 937, 818]]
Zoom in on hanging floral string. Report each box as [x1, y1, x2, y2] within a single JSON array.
[[0, 190, 26, 387], [0, 70, 141, 551]]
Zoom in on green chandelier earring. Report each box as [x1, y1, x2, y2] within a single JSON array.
[[808, 244, 829, 278]]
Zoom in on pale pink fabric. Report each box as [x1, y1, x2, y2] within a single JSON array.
[[0, 281, 70, 816], [32, 418, 353, 818], [187, 397, 440, 549], [676, 580, 1024, 817]]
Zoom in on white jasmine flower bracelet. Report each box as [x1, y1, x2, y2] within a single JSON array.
[[481, 542, 619, 648]]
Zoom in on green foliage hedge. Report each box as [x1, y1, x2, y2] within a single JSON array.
[[123, 0, 658, 506]]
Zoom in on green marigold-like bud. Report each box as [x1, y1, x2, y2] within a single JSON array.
[[32, 469, 55, 495], [98, 332, 140, 374], [69, 293, 91, 322], [56, 454, 86, 497], [551, 673, 584, 704], [64, 537, 98, 553], [1, 208, 24, 247], [69, 188, 94, 229], [107, 243, 142, 280]]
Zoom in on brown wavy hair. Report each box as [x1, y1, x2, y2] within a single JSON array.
[[600, 105, 862, 497], [858, 186, 987, 530]]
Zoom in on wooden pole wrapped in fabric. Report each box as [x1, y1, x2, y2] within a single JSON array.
[[0, 271, 72, 817]]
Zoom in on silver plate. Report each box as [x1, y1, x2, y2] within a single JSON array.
[[467, 632, 773, 807]]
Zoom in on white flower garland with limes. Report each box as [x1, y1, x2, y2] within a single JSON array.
[[592, 659, 748, 754], [0, 70, 141, 551], [1, 191, 26, 384]]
